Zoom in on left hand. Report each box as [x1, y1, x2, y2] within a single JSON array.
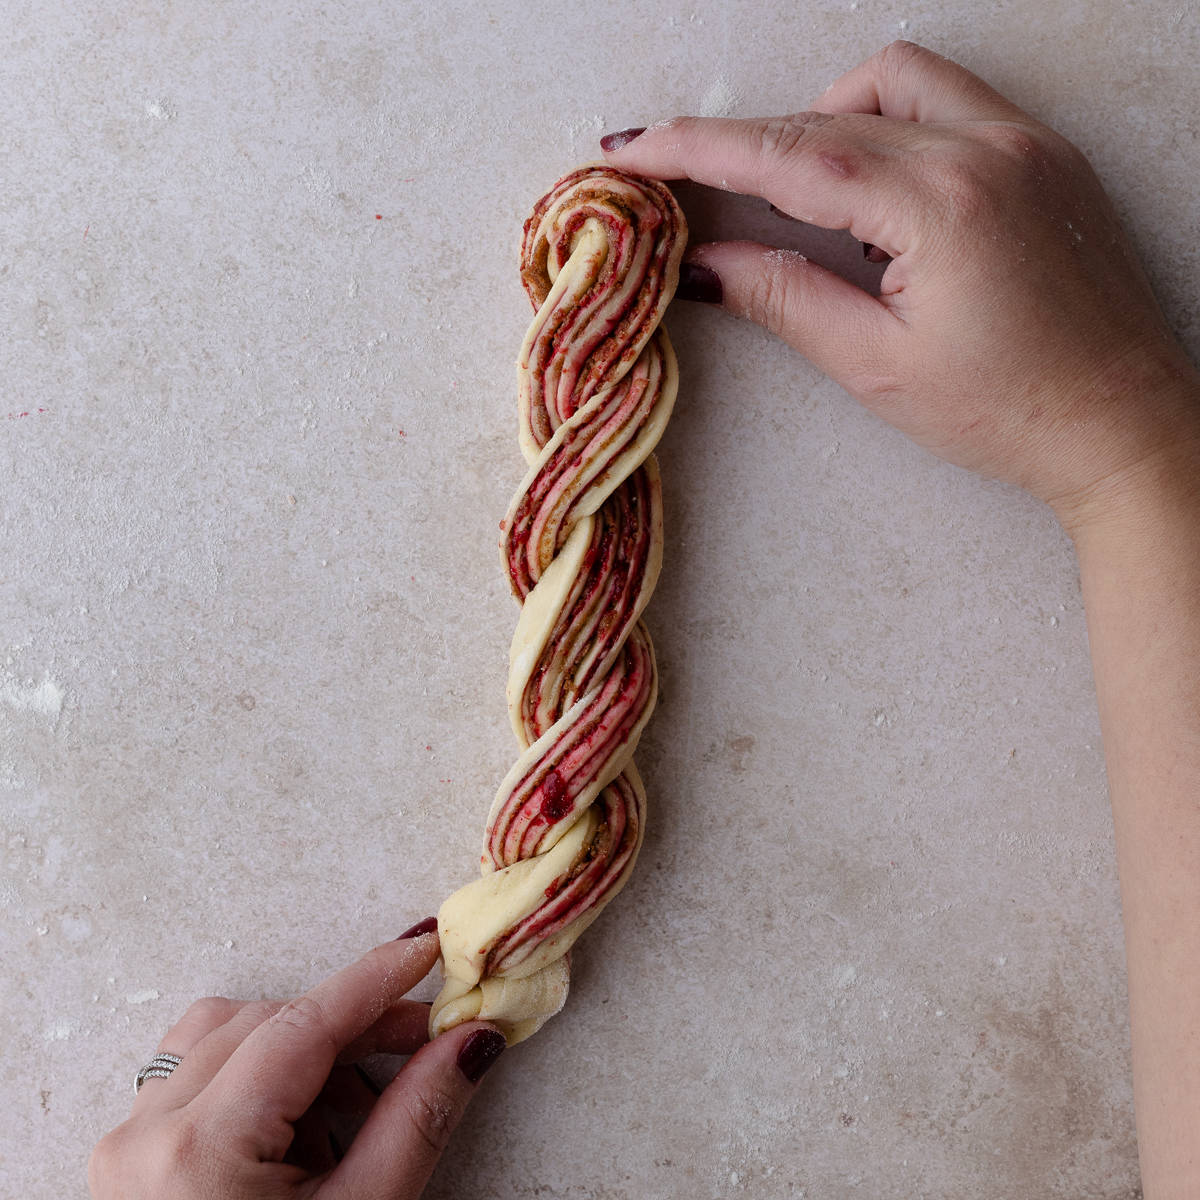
[[88, 928, 506, 1199]]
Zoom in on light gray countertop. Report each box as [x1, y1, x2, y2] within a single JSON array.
[[6, 3, 1197, 1196]]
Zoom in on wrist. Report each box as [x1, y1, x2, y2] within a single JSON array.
[[1047, 377, 1200, 546]]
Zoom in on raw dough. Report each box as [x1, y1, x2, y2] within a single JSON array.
[[430, 165, 687, 1045]]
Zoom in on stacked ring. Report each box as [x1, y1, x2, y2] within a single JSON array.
[[133, 1052, 183, 1094]]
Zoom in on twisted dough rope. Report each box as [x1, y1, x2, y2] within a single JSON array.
[[430, 165, 687, 1045]]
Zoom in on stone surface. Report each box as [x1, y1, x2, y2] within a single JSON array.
[[4, 2, 1196, 1197]]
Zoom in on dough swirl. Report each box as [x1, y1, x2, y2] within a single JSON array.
[[431, 165, 686, 1044]]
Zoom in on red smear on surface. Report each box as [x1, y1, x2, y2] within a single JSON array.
[[375, 214, 382, 220], [6, 408, 48, 420]]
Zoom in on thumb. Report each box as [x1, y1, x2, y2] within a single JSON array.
[[321, 1021, 506, 1199], [676, 240, 898, 390]]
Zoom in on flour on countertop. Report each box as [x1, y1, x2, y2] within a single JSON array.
[[1, 671, 66, 790], [0, 673, 64, 721], [699, 76, 742, 118]]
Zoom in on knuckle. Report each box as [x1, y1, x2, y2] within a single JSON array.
[[184, 995, 235, 1025], [89, 1117, 219, 1194], [970, 123, 1089, 184], [156, 1116, 232, 1192], [159, 1115, 205, 1172], [401, 1085, 459, 1156], [87, 1127, 128, 1185], [849, 359, 911, 405], [979, 122, 1041, 160], [876, 39, 927, 77], [238, 999, 281, 1028], [754, 112, 832, 165], [269, 993, 338, 1051], [926, 156, 992, 221]]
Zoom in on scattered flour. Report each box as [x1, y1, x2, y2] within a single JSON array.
[[1, 671, 65, 790], [0, 673, 63, 720], [699, 76, 743, 119], [126, 988, 161, 1005]]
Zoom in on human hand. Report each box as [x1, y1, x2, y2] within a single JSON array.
[[602, 41, 1200, 527], [88, 925, 506, 1200]]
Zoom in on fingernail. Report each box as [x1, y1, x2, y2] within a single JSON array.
[[396, 916, 438, 940], [600, 126, 646, 153], [457, 1028, 507, 1083], [863, 243, 891, 264], [675, 261, 723, 305]]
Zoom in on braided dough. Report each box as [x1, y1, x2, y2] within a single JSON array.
[[429, 165, 687, 1045]]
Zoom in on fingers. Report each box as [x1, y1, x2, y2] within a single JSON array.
[[678, 241, 900, 388], [321, 1022, 507, 1200], [602, 111, 923, 248], [813, 40, 1027, 122], [149, 998, 287, 1109], [195, 933, 442, 1158], [337, 999, 431, 1062], [146, 993, 430, 1116], [130, 995, 242, 1115]]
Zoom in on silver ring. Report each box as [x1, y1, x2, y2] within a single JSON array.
[[134, 1052, 183, 1095]]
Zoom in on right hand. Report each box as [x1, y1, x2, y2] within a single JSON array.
[[88, 930, 505, 1200], [602, 41, 1200, 527]]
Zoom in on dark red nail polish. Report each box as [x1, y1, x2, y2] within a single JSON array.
[[600, 126, 646, 153], [675, 261, 723, 305], [456, 1028, 506, 1083], [396, 916, 438, 940]]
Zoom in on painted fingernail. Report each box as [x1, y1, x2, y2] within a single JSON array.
[[396, 916, 438, 940], [457, 1028, 507, 1083], [600, 126, 646, 152], [675, 261, 723, 305]]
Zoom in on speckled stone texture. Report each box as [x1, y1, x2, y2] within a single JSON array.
[[5, 2, 1196, 1197]]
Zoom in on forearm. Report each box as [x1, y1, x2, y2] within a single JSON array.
[[1065, 422, 1200, 1198]]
